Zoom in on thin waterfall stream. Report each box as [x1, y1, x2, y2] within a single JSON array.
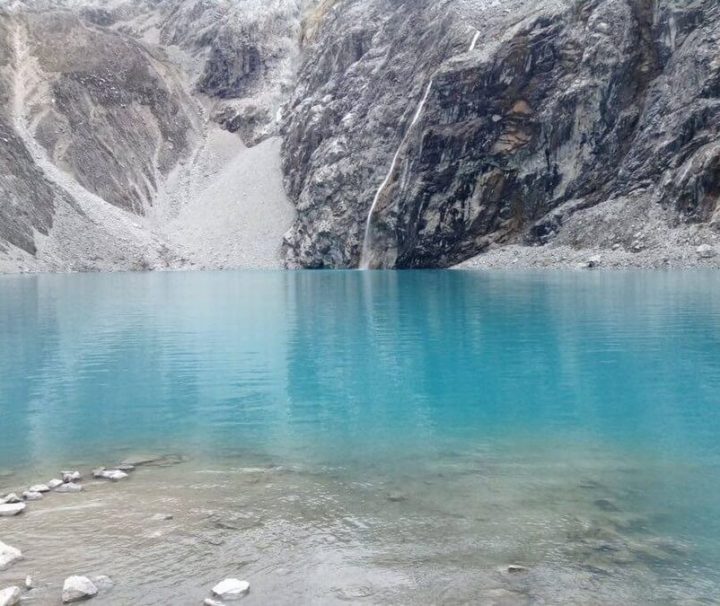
[[358, 30, 481, 269]]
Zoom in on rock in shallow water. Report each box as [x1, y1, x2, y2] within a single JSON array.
[[212, 579, 250, 600], [204, 599, 224, 606], [47, 479, 63, 490], [54, 483, 83, 493], [0, 494, 21, 504], [62, 576, 98, 604], [62, 471, 82, 483], [0, 541, 22, 571], [0, 503, 26, 517], [28, 484, 50, 493], [0, 586, 21, 606], [22, 491, 43, 501]]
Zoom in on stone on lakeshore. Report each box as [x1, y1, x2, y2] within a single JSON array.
[[117, 464, 135, 472], [1, 494, 21, 504], [151, 513, 174, 521], [204, 599, 224, 606], [0, 503, 26, 517], [92, 468, 106, 479], [54, 482, 83, 493], [98, 470, 128, 482], [0, 586, 21, 606], [211, 579, 250, 600], [62, 576, 98, 603], [25, 576, 33, 590], [22, 491, 43, 501], [29, 484, 50, 493], [697, 244, 717, 259], [587, 254, 602, 268], [48, 479, 63, 490], [0, 541, 22, 571], [62, 471, 82, 483]]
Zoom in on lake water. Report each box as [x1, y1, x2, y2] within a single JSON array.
[[1, 270, 719, 605]]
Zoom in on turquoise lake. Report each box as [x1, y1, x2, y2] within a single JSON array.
[[1, 270, 720, 604]]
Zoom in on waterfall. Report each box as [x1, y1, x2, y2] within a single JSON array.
[[357, 28, 480, 270], [359, 80, 433, 269]]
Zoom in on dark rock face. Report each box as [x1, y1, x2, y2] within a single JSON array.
[[281, 0, 720, 268]]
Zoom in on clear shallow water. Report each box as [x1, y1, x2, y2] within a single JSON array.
[[1, 270, 720, 604]]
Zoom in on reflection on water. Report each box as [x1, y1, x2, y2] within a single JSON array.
[[1, 270, 720, 604]]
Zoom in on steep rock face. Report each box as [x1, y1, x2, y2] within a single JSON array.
[[281, 0, 720, 268]]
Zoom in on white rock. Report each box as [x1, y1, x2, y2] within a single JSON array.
[[0, 586, 21, 606], [62, 576, 98, 603], [22, 491, 43, 501], [92, 468, 106, 478], [204, 599, 224, 606], [29, 484, 50, 493], [62, 471, 82, 483], [587, 254, 602, 268], [0, 503, 26, 517], [1, 494, 21, 504], [97, 469, 128, 482], [54, 482, 83, 493], [0, 542, 22, 571], [24, 576, 33, 590], [48, 479, 63, 489], [696, 244, 717, 259], [211, 579, 250, 600]]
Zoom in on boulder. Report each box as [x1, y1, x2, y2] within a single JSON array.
[[211, 579, 250, 600], [95, 469, 128, 482], [696, 244, 717, 259], [62, 576, 98, 603], [22, 491, 43, 501], [48, 479, 63, 490], [0, 503, 26, 516], [0, 542, 22, 571], [29, 484, 50, 493], [54, 483, 83, 493], [62, 471, 82, 483], [1, 494, 21, 504], [0, 586, 21, 606]]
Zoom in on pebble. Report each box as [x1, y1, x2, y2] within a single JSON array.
[[29, 484, 50, 493], [22, 491, 43, 501], [24, 576, 32, 590], [0, 503, 26, 517], [0, 541, 22, 571], [62, 471, 82, 483], [62, 576, 98, 604], [54, 482, 83, 493], [211, 579, 250, 600], [0, 586, 21, 606], [48, 479, 64, 490]]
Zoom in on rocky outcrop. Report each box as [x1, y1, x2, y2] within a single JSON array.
[[281, 0, 720, 268]]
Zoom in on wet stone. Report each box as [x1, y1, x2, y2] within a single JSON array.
[[0, 503, 25, 517], [28, 484, 50, 493], [22, 491, 43, 501], [47, 479, 63, 490], [62, 471, 82, 483], [0, 586, 21, 606], [211, 579, 250, 600], [62, 576, 98, 604], [1, 494, 21, 504], [54, 482, 83, 493], [0, 541, 22, 571]]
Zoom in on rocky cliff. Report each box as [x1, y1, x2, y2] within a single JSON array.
[[1, 0, 719, 272], [281, 0, 720, 268]]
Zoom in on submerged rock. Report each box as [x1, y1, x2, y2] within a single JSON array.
[[22, 491, 43, 501], [62, 576, 98, 604], [211, 579, 250, 600], [0, 586, 21, 606], [0, 541, 22, 571], [0, 503, 26, 517], [54, 483, 83, 494], [91, 575, 113, 592], [507, 565, 529, 574]]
